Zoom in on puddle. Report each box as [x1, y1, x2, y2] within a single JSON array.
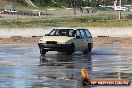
[[0, 38, 132, 88]]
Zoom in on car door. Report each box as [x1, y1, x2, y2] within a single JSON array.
[[73, 29, 86, 51], [84, 29, 92, 44], [78, 29, 89, 50], [84, 29, 93, 49]]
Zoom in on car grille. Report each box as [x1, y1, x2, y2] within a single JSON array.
[[46, 41, 57, 44]]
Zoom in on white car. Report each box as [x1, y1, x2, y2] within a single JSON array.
[[38, 28, 93, 55]]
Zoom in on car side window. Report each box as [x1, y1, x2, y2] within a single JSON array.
[[69, 30, 76, 37], [79, 29, 86, 38], [85, 30, 92, 38], [76, 30, 81, 38]]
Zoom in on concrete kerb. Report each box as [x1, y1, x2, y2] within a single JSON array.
[[0, 27, 132, 38], [89, 27, 132, 37]]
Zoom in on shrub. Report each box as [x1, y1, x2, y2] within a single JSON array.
[[126, 14, 132, 19]]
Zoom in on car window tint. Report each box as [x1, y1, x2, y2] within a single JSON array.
[[58, 30, 66, 36], [58, 29, 74, 36], [49, 29, 56, 36], [56, 29, 60, 35], [85, 30, 92, 38], [79, 30, 85, 38], [49, 29, 75, 36], [76, 30, 81, 37], [69, 30, 75, 37], [83, 30, 89, 38]]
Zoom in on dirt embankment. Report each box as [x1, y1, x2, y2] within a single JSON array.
[[93, 37, 132, 47], [0, 37, 132, 46], [0, 38, 39, 45]]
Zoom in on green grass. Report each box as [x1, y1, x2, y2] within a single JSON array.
[[0, 16, 132, 28]]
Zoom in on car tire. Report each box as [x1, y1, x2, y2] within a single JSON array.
[[66, 43, 75, 55], [40, 49, 46, 55], [66, 51, 72, 55], [88, 43, 92, 52], [83, 49, 89, 54], [83, 43, 92, 54]]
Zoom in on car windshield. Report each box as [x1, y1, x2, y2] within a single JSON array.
[[48, 29, 75, 37]]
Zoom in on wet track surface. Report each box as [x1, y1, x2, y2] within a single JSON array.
[[0, 38, 132, 88]]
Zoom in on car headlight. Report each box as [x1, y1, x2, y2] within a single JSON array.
[[39, 40, 46, 43]]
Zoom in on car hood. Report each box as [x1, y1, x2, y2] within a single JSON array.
[[39, 36, 74, 43]]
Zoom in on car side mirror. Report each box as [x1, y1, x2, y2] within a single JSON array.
[[76, 36, 81, 39]]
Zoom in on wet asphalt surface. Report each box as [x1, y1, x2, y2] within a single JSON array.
[[0, 38, 132, 88]]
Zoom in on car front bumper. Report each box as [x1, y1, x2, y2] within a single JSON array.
[[38, 43, 72, 52]]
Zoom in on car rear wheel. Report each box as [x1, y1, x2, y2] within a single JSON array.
[[83, 43, 92, 54], [88, 43, 92, 52], [83, 49, 89, 54]]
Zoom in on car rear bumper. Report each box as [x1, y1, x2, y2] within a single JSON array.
[[38, 43, 72, 52]]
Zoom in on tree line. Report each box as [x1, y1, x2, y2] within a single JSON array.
[[5, 0, 132, 8]]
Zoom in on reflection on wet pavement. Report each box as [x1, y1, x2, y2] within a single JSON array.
[[0, 39, 132, 88]]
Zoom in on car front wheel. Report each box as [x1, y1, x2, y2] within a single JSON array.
[[40, 49, 46, 55], [66, 43, 75, 55]]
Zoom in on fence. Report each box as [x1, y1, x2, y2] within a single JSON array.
[[1, 10, 45, 16]]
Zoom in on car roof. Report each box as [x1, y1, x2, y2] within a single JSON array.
[[76, 28, 89, 31], [53, 28, 89, 30], [53, 28, 74, 30]]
